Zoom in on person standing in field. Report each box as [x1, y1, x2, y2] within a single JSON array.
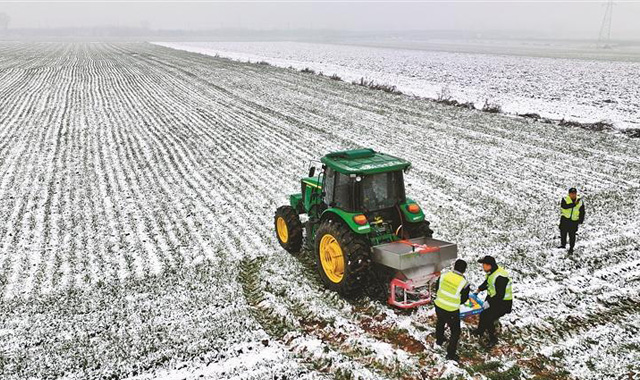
[[558, 187, 585, 254], [472, 256, 512, 348], [434, 259, 470, 362]]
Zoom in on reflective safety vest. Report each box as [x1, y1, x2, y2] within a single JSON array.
[[561, 195, 582, 222], [487, 267, 512, 301], [435, 271, 468, 312]]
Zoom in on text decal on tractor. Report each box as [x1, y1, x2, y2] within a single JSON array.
[[274, 148, 458, 308]]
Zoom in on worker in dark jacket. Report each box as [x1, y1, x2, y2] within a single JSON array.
[[471, 256, 512, 348], [434, 259, 471, 362], [558, 187, 585, 254]]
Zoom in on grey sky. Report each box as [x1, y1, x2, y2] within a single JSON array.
[[1, 1, 639, 39]]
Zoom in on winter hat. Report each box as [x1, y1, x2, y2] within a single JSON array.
[[477, 255, 497, 268]]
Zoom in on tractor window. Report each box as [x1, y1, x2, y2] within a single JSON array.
[[323, 168, 335, 205], [361, 171, 405, 212], [334, 172, 353, 210]]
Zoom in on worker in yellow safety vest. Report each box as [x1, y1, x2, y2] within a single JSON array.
[[557, 187, 586, 254], [434, 259, 470, 362], [471, 256, 512, 348]]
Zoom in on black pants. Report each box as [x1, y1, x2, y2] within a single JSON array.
[[435, 306, 460, 356], [477, 307, 507, 338], [559, 218, 579, 250]]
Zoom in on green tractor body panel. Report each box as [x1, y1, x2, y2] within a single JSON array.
[[301, 176, 323, 212], [289, 193, 303, 213], [289, 176, 324, 213], [321, 148, 411, 175], [321, 208, 372, 235], [302, 176, 322, 189], [401, 198, 425, 223]]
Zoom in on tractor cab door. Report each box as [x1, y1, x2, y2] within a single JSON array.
[[323, 168, 354, 211], [323, 167, 335, 206]]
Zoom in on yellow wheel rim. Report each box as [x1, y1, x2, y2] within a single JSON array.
[[319, 234, 345, 283], [276, 217, 289, 243]]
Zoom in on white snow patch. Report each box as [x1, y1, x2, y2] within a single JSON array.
[[154, 41, 640, 131]]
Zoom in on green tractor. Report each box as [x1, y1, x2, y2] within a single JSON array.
[[274, 148, 457, 309]]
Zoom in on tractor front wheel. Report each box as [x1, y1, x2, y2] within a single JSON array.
[[315, 219, 370, 296], [275, 206, 303, 254]]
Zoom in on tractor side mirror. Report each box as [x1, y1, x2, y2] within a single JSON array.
[[308, 167, 316, 177]]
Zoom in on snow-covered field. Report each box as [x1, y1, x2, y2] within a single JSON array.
[[155, 41, 640, 131], [0, 42, 638, 379]]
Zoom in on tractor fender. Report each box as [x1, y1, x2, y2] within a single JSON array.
[[289, 193, 304, 214], [400, 198, 425, 223], [320, 208, 371, 235]]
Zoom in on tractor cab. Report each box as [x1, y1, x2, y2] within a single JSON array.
[[321, 149, 408, 209], [275, 148, 457, 309], [307, 149, 427, 245], [322, 156, 406, 212]]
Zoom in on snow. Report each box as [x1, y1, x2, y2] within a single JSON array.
[[130, 344, 291, 380], [0, 41, 638, 380], [155, 41, 640, 131]]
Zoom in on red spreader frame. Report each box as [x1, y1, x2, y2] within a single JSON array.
[[387, 241, 441, 309]]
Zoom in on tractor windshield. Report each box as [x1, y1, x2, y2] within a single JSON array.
[[360, 171, 405, 212]]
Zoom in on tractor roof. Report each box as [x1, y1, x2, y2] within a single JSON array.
[[321, 148, 410, 175]]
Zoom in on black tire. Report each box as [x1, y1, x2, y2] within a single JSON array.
[[274, 206, 303, 254], [314, 219, 370, 296], [406, 220, 434, 239]]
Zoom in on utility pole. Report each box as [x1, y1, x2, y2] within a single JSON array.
[[598, 0, 614, 49]]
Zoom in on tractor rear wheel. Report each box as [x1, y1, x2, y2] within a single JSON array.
[[275, 206, 303, 254], [314, 219, 370, 296], [406, 220, 434, 239]]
